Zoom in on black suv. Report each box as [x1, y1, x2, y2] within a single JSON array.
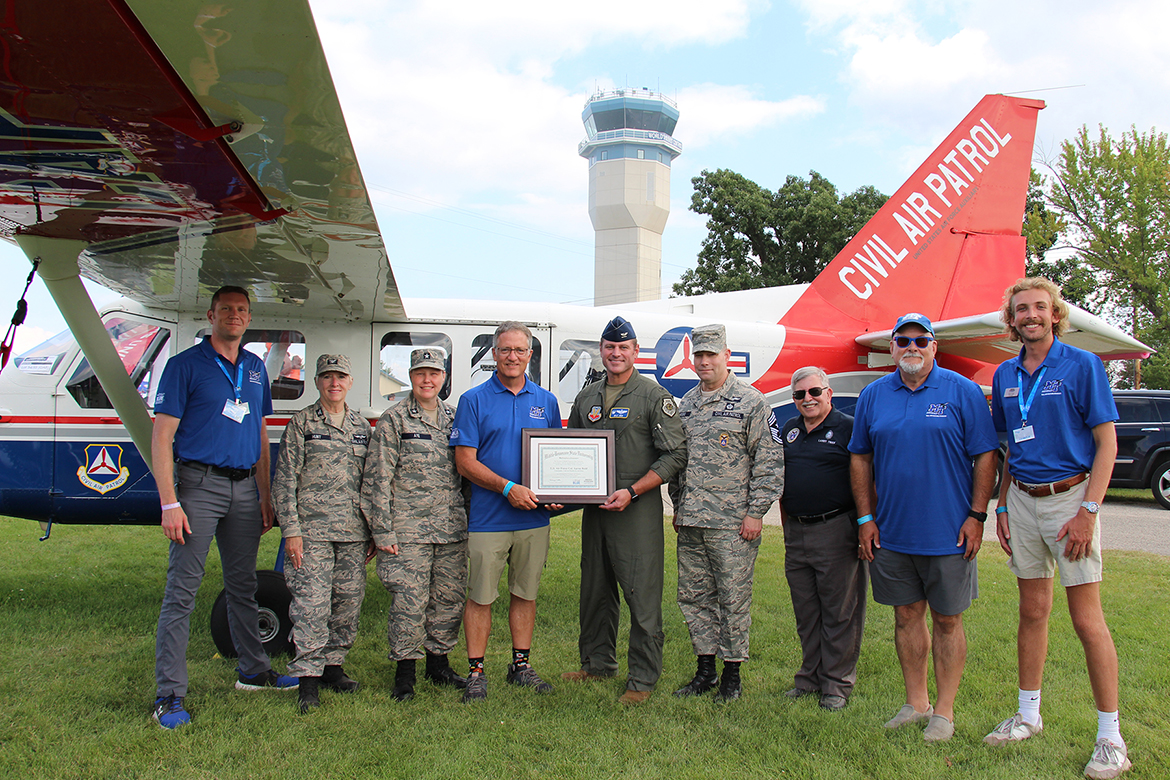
[[1111, 389, 1170, 509]]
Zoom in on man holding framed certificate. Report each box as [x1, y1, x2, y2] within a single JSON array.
[[562, 316, 687, 705]]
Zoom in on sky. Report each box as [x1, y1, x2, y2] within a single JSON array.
[[3, 0, 1169, 355]]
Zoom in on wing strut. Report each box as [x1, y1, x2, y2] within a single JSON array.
[[14, 235, 154, 468]]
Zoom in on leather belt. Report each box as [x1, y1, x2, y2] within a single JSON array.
[[177, 459, 257, 481], [790, 508, 852, 525], [1011, 472, 1088, 498]]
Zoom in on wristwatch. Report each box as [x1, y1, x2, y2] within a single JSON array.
[[1081, 501, 1100, 514], [967, 510, 987, 523], [627, 487, 640, 503]]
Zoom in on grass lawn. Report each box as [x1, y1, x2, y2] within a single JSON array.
[[1, 513, 1167, 780]]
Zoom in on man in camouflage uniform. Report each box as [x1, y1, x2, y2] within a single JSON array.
[[562, 316, 687, 704], [362, 348, 468, 702], [669, 324, 784, 701], [273, 354, 372, 713]]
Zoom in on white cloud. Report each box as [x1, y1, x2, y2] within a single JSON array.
[[676, 85, 824, 147]]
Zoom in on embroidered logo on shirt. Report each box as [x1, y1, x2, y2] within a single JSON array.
[[610, 408, 630, 418], [1041, 379, 1064, 396], [825, 430, 834, 440], [926, 403, 950, 418], [662, 398, 677, 417], [530, 406, 545, 419], [588, 405, 602, 423], [248, 370, 263, 384], [719, 432, 731, 447], [785, 428, 800, 443], [725, 402, 737, 410], [307, 433, 332, 440], [352, 433, 369, 445], [712, 410, 743, 419]]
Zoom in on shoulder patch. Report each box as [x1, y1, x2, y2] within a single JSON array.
[[785, 427, 800, 444], [587, 405, 602, 423], [662, 397, 677, 417]]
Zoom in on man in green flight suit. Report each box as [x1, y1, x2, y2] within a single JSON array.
[[562, 316, 687, 704]]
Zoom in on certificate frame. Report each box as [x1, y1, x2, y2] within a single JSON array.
[[521, 428, 615, 504]]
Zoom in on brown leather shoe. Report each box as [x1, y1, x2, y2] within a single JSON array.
[[618, 689, 652, 705], [561, 669, 607, 682]]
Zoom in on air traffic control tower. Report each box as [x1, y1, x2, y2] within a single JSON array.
[[579, 89, 681, 305]]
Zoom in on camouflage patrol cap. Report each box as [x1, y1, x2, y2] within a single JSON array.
[[315, 354, 351, 377], [690, 324, 727, 354], [410, 347, 446, 372]]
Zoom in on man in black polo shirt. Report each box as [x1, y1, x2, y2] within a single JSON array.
[[779, 366, 867, 711]]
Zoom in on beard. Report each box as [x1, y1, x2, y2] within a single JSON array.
[[898, 356, 925, 375]]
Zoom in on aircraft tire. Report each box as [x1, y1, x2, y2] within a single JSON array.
[[210, 570, 295, 658]]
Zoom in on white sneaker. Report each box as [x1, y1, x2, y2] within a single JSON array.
[[984, 712, 1043, 745], [1084, 738, 1131, 779]]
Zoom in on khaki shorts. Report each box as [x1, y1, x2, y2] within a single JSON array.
[[466, 526, 550, 604], [1005, 480, 1103, 586]]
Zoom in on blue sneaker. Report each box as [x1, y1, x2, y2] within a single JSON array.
[[235, 668, 299, 691], [152, 695, 190, 729]]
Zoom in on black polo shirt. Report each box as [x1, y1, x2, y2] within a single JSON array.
[[780, 406, 855, 517]]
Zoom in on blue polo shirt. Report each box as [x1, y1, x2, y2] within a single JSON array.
[[991, 339, 1117, 484], [450, 373, 562, 532], [849, 366, 998, 555], [155, 338, 273, 470]]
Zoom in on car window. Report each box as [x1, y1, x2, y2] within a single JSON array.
[[1115, 397, 1159, 424]]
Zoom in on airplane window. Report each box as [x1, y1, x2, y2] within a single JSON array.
[[13, 328, 77, 375], [379, 331, 453, 404], [559, 339, 604, 399], [469, 334, 541, 390], [66, 318, 171, 409], [195, 329, 306, 401]]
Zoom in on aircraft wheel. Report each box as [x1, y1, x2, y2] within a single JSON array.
[[210, 570, 295, 658], [1151, 460, 1170, 510]]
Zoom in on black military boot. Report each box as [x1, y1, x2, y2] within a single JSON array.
[[298, 676, 320, 714], [321, 665, 360, 693], [425, 652, 468, 689], [392, 659, 416, 702], [715, 661, 742, 702], [673, 654, 718, 697]]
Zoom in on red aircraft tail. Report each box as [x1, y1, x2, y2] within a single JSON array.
[[766, 94, 1043, 384]]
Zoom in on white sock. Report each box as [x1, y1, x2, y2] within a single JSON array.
[[1096, 710, 1124, 748], [1018, 688, 1041, 724]]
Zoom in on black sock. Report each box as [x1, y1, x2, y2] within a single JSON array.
[[468, 657, 485, 677], [512, 648, 531, 668]]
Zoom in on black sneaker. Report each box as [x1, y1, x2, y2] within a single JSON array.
[[152, 695, 190, 729], [506, 663, 553, 693], [235, 669, 299, 691], [461, 672, 488, 703]]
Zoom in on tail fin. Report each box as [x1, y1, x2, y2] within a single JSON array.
[[779, 94, 1043, 335]]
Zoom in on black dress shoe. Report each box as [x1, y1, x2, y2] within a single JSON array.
[[426, 664, 469, 689]]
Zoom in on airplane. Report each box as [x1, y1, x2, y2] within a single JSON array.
[[0, 1, 1150, 657]]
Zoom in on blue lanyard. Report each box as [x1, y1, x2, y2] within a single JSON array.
[[1015, 365, 1047, 425], [215, 356, 244, 404]]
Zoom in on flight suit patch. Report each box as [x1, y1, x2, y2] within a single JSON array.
[[588, 405, 602, 422]]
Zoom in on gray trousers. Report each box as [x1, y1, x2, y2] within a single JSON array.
[[578, 506, 665, 691], [156, 466, 269, 698], [285, 539, 368, 677], [783, 511, 868, 698], [377, 541, 468, 661], [677, 526, 760, 662]]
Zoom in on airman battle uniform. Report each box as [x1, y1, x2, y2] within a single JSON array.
[[273, 400, 371, 679], [568, 370, 687, 692]]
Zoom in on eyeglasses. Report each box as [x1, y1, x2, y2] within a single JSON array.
[[494, 347, 531, 356], [894, 335, 935, 349], [792, 387, 828, 400]]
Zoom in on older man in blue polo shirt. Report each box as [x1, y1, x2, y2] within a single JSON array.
[[849, 312, 997, 743], [150, 286, 296, 730], [984, 278, 1129, 780], [451, 321, 562, 702]]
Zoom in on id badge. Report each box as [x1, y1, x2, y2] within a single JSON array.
[[222, 399, 249, 423], [1004, 387, 1020, 398], [1013, 425, 1034, 443]]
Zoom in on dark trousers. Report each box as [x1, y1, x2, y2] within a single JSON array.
[[783, 510, 868, 699], [155, 465, 269, 697], [578, 505, 665, 691]]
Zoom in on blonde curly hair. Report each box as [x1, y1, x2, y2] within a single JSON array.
[[1000, 277, 1070, 341]]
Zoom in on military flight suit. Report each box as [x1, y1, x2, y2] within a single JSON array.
[[362, 394, 468, 662], [273, 402, 372, 678], [669, 373, 784, 662], [567, 370, 687, 691]]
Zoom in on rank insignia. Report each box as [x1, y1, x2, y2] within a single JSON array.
[[588, 405, 602, 422]]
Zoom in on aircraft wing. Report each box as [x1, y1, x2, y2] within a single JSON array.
[[0, 0, 403, 322], [855, 305, 1153, 363]]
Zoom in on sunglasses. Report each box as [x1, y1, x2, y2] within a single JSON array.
[[894, 335, 934, 349], [792, 387, 828, 400]]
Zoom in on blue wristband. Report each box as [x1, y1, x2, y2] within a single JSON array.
[[995, 506, 1008, 515], [856, 514, 874, 526], [503, 481, 515, 497]]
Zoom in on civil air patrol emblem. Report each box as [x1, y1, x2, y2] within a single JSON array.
[[785, 428, 800, 443], [530, 406, 544, 419], [77, 444, 130, 495], [719, 432, 730, 448], [588, 405, 602, 423], [610, 408, 629, 418], [825, 430, 833, 440], [662, 397, 677, 417]]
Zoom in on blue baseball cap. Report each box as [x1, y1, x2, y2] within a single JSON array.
[[892, 312, 935, 336]]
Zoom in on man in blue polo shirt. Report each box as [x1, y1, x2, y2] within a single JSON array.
[[983, 278, 1129, 780], [150, 286, 296, 729], [849, 312, 997, 743], [452, 321, 562, 702]]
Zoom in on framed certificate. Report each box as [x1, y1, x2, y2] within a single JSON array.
[[521, 428, 615, 504]]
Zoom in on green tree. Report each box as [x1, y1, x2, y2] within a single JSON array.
[[1046, 125, 1170, 388], [673, 169, 885, 296], [1021, 169, 1095, 309]]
